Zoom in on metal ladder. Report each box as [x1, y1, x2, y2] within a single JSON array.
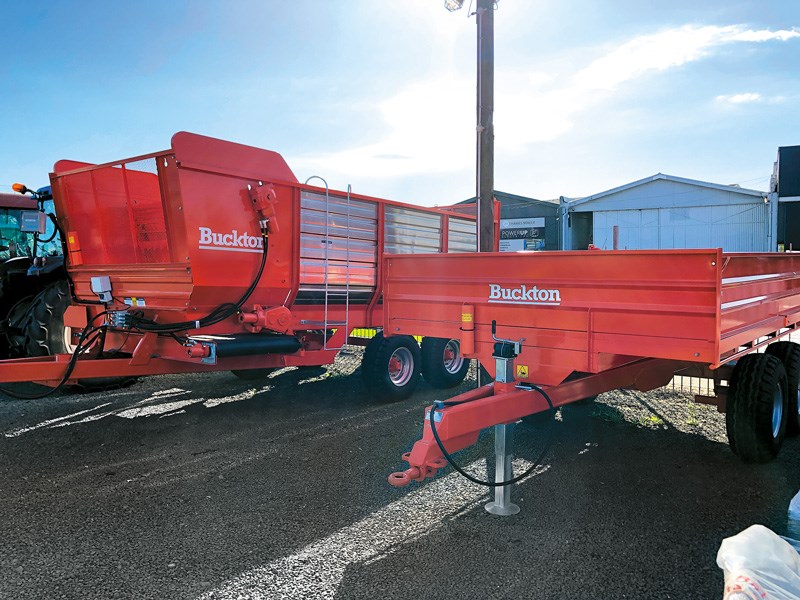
[[303, 177, 352, 350]]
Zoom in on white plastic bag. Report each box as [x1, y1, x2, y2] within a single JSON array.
[[717, 524, 800, 599], [788, 491, 800, 540]]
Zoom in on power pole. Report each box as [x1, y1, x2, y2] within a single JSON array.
[[476, 0, 495, 252]]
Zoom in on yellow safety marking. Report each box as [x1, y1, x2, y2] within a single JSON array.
[[461, 313, 473, 322], [516, 365, 529, 379], [348, 328, 422, 343], [350, 328, 377, 339]]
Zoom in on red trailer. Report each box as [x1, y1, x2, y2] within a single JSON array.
[[384, 250, 800, 508], [0, 132, 494, 398]]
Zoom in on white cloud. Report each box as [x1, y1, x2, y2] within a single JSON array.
[[715, 92, 788, 105], [726, 28, 800, 42], [716, 92, 762, 104], [303, 77, 475, 178], [573, 25, 800, 92], [295, 24, 799, 181]]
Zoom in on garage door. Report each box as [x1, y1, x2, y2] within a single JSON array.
[[592, 204, 768, 252]]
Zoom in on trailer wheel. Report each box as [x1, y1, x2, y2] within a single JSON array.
[[231, 368, 275, 381], [765, 341, 800, 436], [726, 353, 788, 463], [362, 332, 420, 401], [421, 337, 470, 389], [21, 281, 137, 392]]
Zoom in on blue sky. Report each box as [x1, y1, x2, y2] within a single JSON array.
[[1, 1, 798, 205]]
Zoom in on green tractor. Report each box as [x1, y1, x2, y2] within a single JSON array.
[[0, 184, 69, 360]]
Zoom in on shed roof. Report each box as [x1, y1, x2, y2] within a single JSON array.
[[564, 173, 766, 210], [457, 190, 559, 208]]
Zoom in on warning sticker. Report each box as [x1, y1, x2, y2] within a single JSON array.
[[516, 365, 529, 379], [461, 313, 473, 322], [124, 297, 147, 308], [425, 410, 444, 423]]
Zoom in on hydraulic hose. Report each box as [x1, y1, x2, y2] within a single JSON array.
[[128, 228, 269, 333], [0, 312, 110, 400], [428, 382, 556, 487]]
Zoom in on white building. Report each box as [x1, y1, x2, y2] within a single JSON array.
[[560, 174, 775, 252]]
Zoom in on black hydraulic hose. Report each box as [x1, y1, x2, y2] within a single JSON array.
[[129, 229, 269, 333], [0, 312, 110, 400], [37, 214, 60, 244], [428, 382, 556, 487]]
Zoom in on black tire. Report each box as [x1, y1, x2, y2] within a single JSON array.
[[3, 293, 34, 358], [420, 337, 470, 389], [22, 281, 137, 392], [22, 281, 73, 356], [231, 368, 276, 381], [726, 353, 788, 463], [765, 341, 800, 436], [361, 332, 420, 401]]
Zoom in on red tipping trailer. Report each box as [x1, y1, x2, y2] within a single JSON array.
[[384, 250, 800, 498], [0, 133, 494, 398]]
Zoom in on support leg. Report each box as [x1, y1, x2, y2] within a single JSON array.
[[485, 423, 520, 516]]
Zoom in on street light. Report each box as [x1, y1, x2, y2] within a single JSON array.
[[445, 0, 495, 253]]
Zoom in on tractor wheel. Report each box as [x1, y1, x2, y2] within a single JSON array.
[[3, 294, 34, 358], [231, 368, 275, 381], [726, 353, 788, 463], [22, 281, 137, 392], [361, 332, 420, 401], [22, 280, 75, 357], [765, 341, 800, 436], [421, 337, 470, 389]]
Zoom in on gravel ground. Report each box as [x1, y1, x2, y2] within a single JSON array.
[[1, 350, 799, 599]]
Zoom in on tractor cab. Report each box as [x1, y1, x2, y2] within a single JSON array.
[[0, 184, 66, 359], [1, 185, 63, 274]]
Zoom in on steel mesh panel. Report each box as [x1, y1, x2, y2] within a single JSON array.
[[122, 158, 159, 174]]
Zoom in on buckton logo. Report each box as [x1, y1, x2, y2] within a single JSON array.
[[488, 283, 561, 305], [198, 227, 263, 254]]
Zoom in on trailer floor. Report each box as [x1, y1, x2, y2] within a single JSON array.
[[1, 351, 799, 599]]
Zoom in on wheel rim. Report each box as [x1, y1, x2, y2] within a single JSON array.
[[796, 383, 800, 419], [62, 325, 78, 354], [388, 347, 414, 387], [773, 383, 784, 439], [442, 340, 464, 374]]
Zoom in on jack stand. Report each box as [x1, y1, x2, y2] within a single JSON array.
[[485, 423, 520, 516]]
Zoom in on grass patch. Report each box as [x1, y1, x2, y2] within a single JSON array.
[[637, 414, 665, 428], [687, 401, 699, 426]]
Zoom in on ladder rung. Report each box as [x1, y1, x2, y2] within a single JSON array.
[[321, 184, 352, 351]]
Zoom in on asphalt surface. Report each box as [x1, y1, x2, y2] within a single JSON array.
[[1, 351, 799, 599]]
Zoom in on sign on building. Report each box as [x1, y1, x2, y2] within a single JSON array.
[[499, 217, 546, 252]]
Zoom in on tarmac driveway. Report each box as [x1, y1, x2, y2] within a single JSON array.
[[1, 351, 798, 599]]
